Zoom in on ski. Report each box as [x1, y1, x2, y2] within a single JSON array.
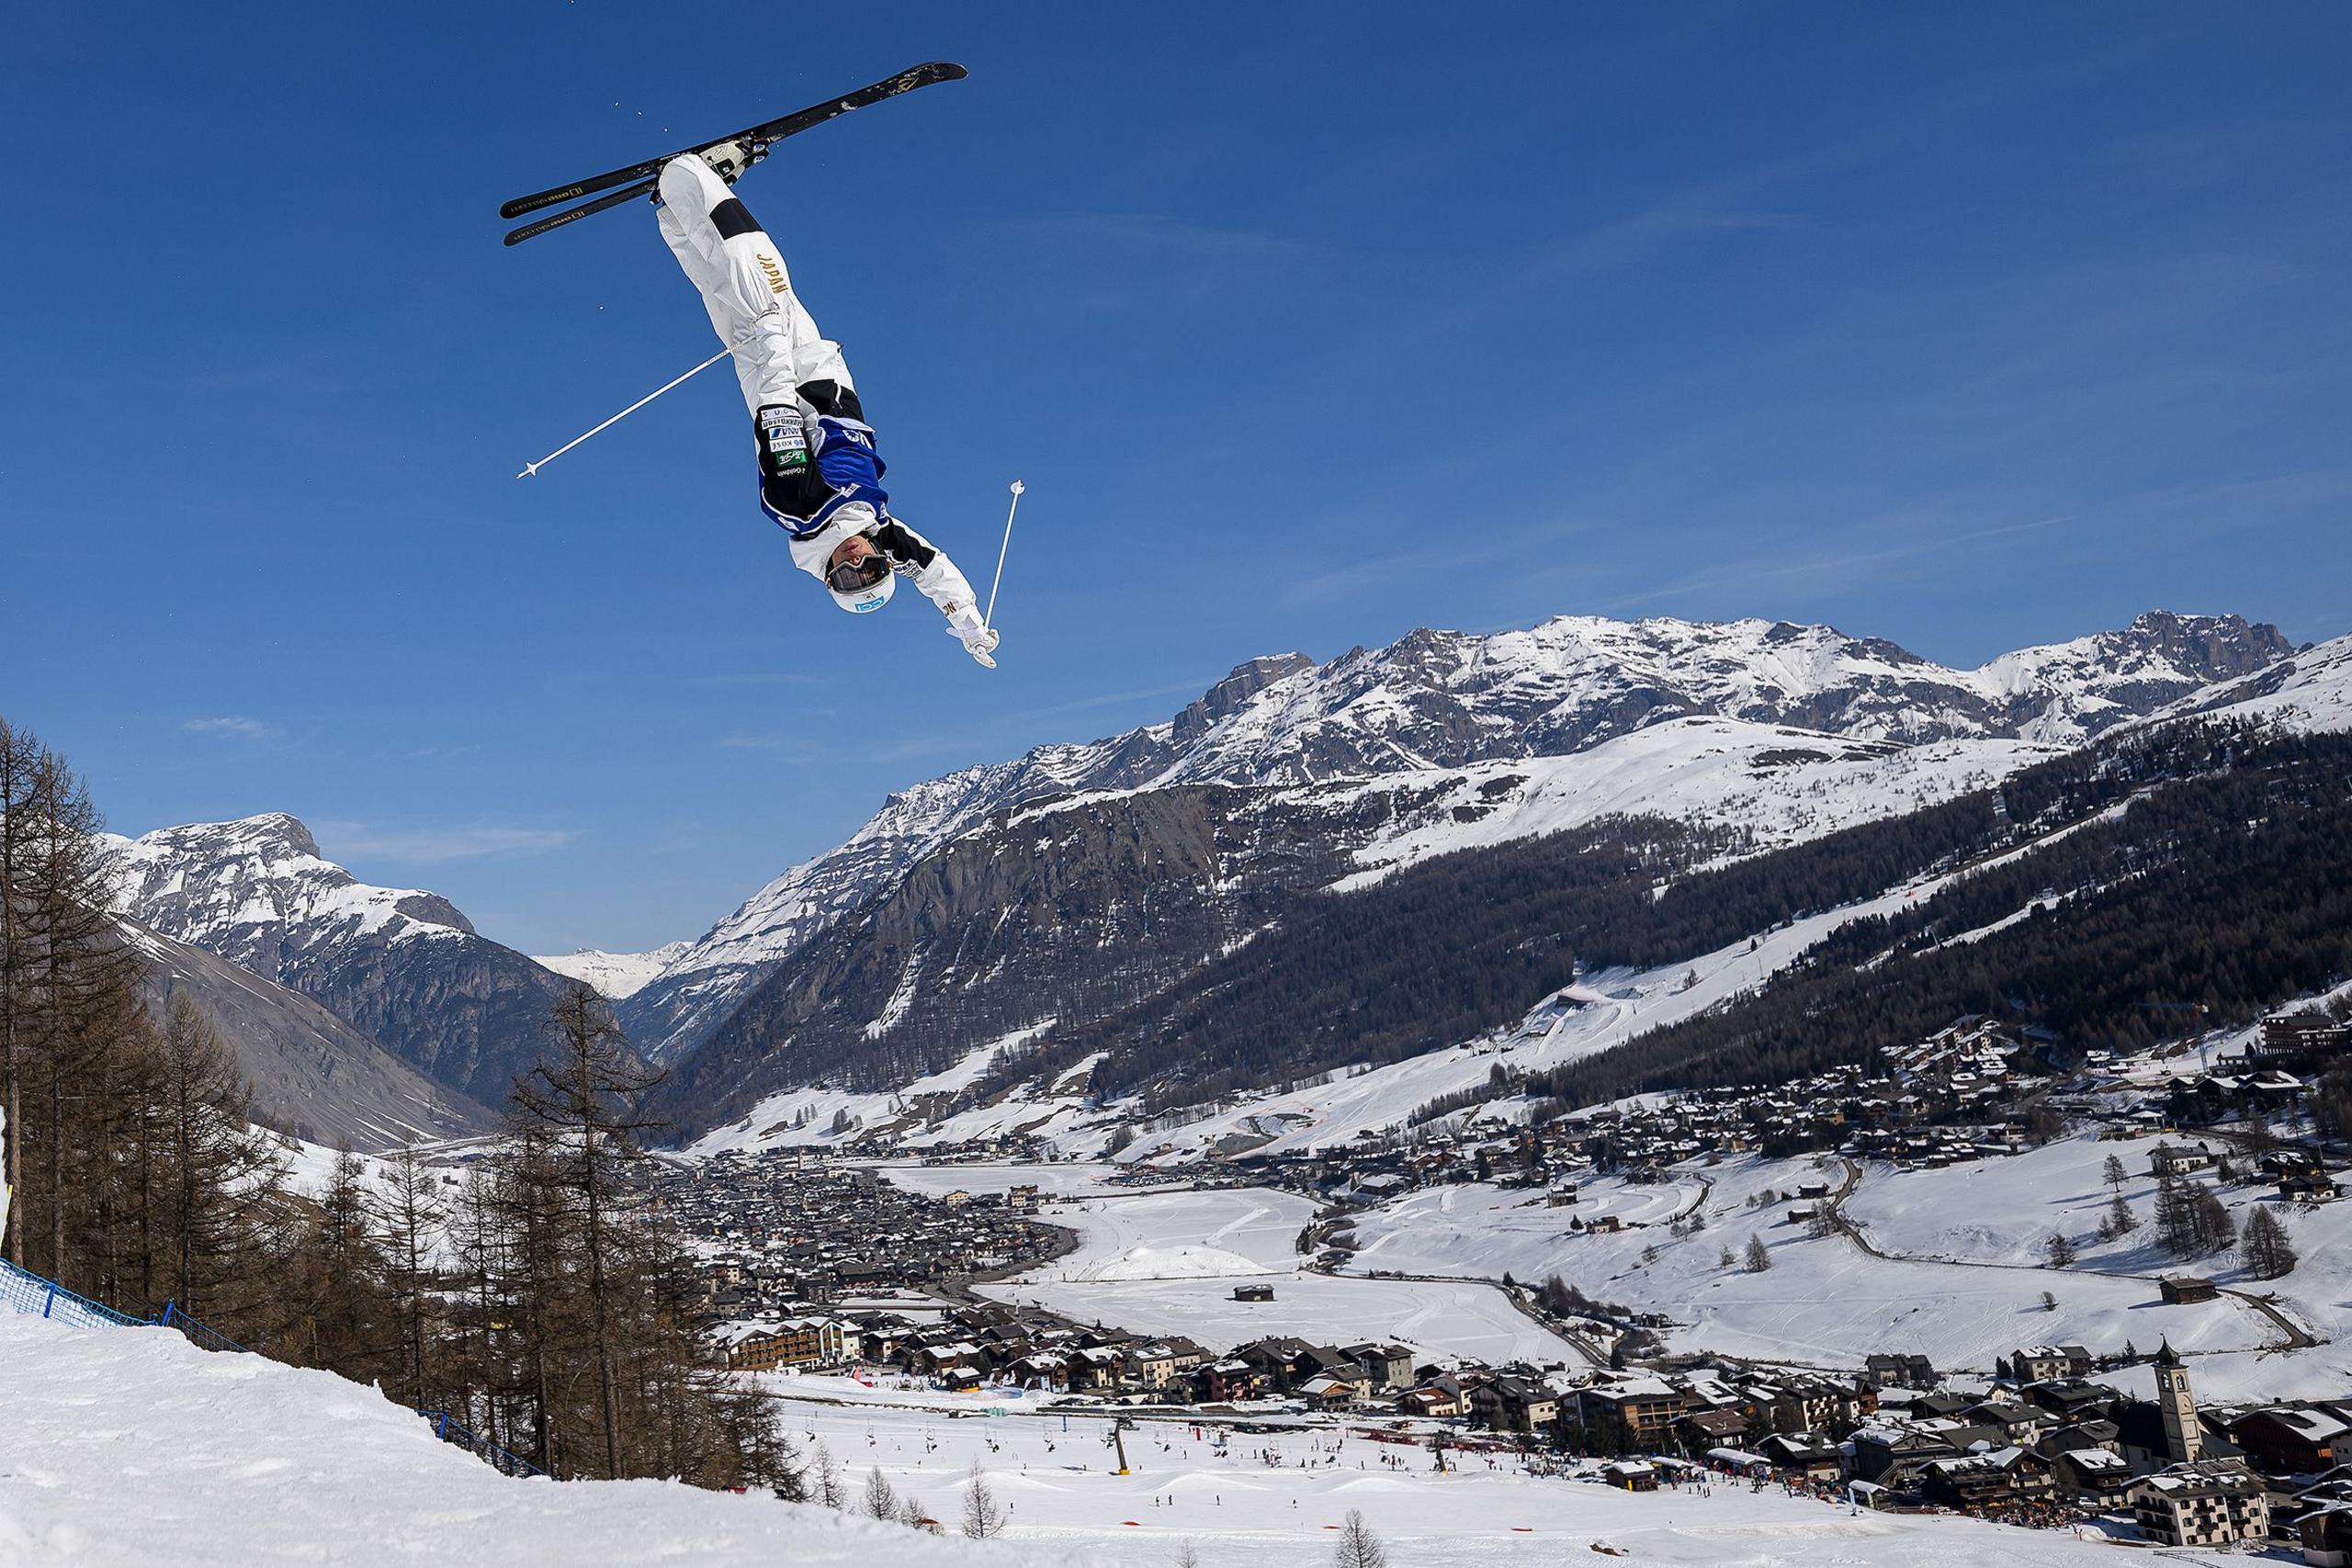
[[503, 176, 658, 247], [497, 60, 967, 231]]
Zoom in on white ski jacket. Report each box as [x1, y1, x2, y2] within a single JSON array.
[[654, 153, 984, 623]]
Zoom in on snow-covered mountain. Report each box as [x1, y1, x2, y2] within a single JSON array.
[[622, 610, 2288, 1062], [108, 813, 582, 1104], [2146, 627, 2352, 734], [532, 942, 689, 1000]]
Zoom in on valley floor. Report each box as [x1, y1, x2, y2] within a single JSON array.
[[962, 1182, 1582, 1365]]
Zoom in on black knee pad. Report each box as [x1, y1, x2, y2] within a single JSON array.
[[797, 378, 865, 423]]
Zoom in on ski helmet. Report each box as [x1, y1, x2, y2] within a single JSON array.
[[824, 547, 897, 614]]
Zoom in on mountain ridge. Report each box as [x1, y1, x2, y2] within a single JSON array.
[[620, 608, 2289, 1064], [107, 813, 584, 1105]]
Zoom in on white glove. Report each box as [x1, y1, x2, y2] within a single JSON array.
[[947, 607, 1001, 669]]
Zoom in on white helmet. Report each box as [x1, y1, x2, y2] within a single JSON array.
[[824, 543, 897, 614]]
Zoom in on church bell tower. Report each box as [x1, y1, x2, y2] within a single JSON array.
[[2154, 1338, 2201, 1463]]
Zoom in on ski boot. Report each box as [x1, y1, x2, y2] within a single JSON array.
[[698, 139, 760, 185]]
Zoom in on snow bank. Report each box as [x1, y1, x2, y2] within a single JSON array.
[[0, 1313, 1093, 1567]]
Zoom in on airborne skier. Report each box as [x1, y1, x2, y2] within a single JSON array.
[[652, 149, 1000, 666]]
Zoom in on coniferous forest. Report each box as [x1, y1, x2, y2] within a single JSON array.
[[0, 715, 787, 1490]]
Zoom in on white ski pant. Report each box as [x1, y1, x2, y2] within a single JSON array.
[[655, 154, 854, 416]]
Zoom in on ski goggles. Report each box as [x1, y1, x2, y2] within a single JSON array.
[[826, 552, 891, 592]]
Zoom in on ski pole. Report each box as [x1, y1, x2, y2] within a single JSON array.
[[515, 346, 733, 479], [984, 479, 1024, 629]]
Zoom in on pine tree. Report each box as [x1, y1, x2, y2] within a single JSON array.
[[2102, 1153, 2128, 1193], [865, 1466, 899, 1520], [2045, 1231, 2075, 1268], [373, 1145, 446, 1409], [2190, 1187, 2236, 1257], [1719, 1246, 1736, 1269], [812, 1441, 846, 1508], [1745, 1235, 1770, 1272], [961, 1458, 1005, 1539], [2107, 1191, 2138, 1236], [2241, 1206, 2298, 1280], [1331, 1507, 1389, 1568], [2154, 1177, 2198, 1258], [509, 984, 666, 1480]]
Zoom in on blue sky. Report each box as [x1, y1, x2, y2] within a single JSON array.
[[6, 3, 2348, 954]]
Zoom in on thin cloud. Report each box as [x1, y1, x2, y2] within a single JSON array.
[[312, 820, 576, 864], [718, 731, 791, 751], [183, 716, 277, 740]]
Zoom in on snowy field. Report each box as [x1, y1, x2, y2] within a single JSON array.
[[0, 1304, 2155, 1568], [0, 1313, 1086, 1568], [1342, 1155, 2274, 1376], [761, 1382, 2141, 1568], [1841, 1129, 2352, 1400], [978, 1187, 1578, 1364]]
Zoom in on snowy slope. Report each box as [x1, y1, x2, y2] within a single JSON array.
[[0, 1313, 1091, 1568], [2144, 627, 2352, 734], [1312, 717, 2061, 889], [531, 942, 689, 1000], [1338, 1153, 2276, 1379], [627, 610, 2286, 1062]]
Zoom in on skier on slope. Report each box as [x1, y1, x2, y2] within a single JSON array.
[[654, 149, 1001, 666]]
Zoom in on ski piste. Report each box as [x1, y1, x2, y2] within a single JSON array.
[[499, 61, 967, 246]]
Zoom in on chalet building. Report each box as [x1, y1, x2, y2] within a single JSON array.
[[2229, 1405, 2350, 1475], [1921, 1447, 2054, 1512], [2021, 1379, 2113, 1422], [1757, 1431, 1843, 1480], [1398, 1378, 1467, 1419], [1296, 1374, 1360, 1411], [1675, 1408, 1750, 1458], [1342, 1343, 1417, 1390], [723, 1316, 845, 1371], [1196, 1359, 1266, 1403], [1599, 1459, 1659, 1492], [1129, 1343, 1180, 1389], [1474, 1374, 1562, 1435], [2052, 1447, 2133, 1506], [2007, 1345, 2092, 1383], [1232, 1284, 1275, 1303], [2160, 1276, 2219, 1304], [2280, 1171, 2344, 1204], [2300, 1500, 2352, 1567], [1863, 1354, 1936, 1390], [2131, 1460, 2271, 1546], [1851, 1425, 1962, 1487], [1577, 1376, 1686, 1450], [2149, 1141, 2215, 1178]]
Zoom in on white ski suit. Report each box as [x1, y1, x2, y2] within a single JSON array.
[[655, 153, 993, 651]]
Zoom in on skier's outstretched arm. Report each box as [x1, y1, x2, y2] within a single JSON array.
[[870, 518, 1000, 666]]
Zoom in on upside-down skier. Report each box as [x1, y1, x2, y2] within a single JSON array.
[[654, 149, 1001, 667]]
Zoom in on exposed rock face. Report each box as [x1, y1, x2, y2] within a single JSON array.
[[648, 784, 1328, 1134], [624, 610, 2290, 1066], [108, 814, 583, 1105], [116, 917, 493, 1150]]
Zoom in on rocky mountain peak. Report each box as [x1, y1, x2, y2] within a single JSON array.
[[1169, 654, 1315, 745]]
